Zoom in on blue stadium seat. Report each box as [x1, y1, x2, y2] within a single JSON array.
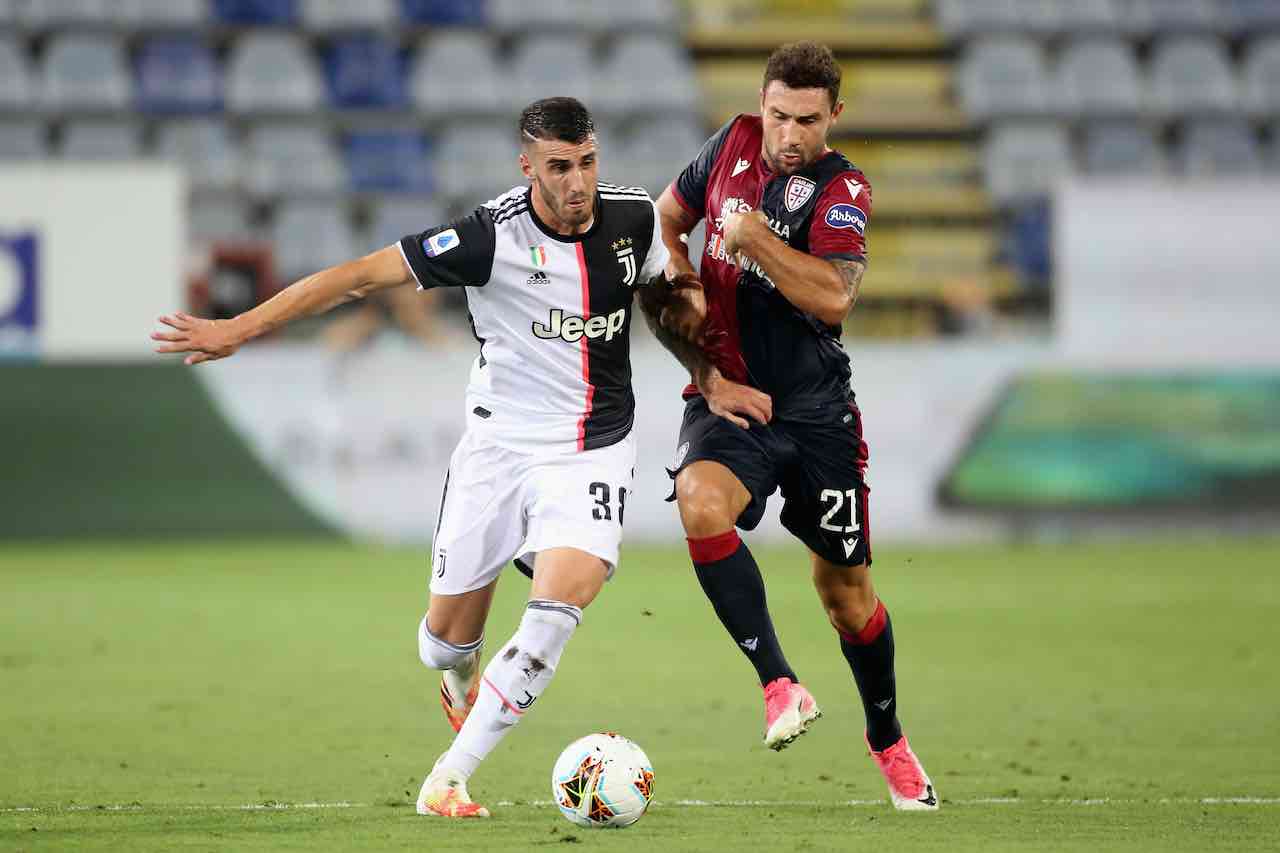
[[400, 0, 486, 26], [1006, 198, 1051, 289], [326, 36, 405, 109], [214, 0, 297, 24], [0, 37, 33, 110], [344, 131, 432, 193], [136, 37, 222, 114]]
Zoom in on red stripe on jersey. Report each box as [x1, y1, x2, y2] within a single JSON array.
[[574, 242, 594, 451]]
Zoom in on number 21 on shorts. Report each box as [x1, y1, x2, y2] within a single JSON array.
[[818, 488, 861, 534]]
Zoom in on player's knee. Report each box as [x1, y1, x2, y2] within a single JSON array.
[[675, 477, 737, 538], [417, 617, 480, 671], [825, 589, 878, 636]]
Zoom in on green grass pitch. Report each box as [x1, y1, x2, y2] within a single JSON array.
[[3, 538, 1278, 851]]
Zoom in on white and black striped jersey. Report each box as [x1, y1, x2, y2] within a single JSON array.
[[399, 182, 669, 453]]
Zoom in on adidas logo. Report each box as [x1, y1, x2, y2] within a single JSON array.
[[526, 271, 550, 286], [740, 637, 759, 652]]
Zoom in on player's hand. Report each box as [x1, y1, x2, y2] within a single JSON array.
[[151, 312, 245, 365], [661, 271, 706, 342], [722, 209, 769, 256], [700, 370, 772, 429]]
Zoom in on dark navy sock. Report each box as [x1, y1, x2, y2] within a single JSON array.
[[839, 600, 903, 752], [689, 530, 797, 687]]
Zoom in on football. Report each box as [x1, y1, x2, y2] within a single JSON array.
[[550, 732, 655, 828]]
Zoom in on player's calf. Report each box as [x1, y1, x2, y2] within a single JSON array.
[[418, 617, 484, 733]]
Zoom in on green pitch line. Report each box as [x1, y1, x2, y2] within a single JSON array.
[[2, 539, 1278, 851]]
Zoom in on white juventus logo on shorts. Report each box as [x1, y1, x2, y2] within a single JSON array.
[[613, 236, 636, 286]]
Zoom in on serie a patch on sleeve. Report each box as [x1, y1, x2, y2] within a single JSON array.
[[424, 228, 461, 258]]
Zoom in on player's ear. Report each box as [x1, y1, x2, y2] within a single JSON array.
[[519, 150, 534, 181], [758, 87, 766, 113], [829, 99, 845, 123]]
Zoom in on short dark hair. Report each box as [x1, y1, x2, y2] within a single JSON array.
[[762, 42, 842, 107], [519, 97, 595, 145]]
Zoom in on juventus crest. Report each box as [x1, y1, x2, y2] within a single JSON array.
[[613, 236, 636, 286]]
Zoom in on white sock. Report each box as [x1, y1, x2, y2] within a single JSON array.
[[441, 599, 581, 778], [417, 616, 481, 672]]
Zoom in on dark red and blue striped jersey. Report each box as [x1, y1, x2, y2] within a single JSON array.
[[669, 114, 872, 412]]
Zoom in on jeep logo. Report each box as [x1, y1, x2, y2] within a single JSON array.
[[532, 307, 627, 342]]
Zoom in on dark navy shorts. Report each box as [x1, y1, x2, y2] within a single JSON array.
[[668, 395, 872, 567]]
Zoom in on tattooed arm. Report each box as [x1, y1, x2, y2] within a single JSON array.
[[636, 279, 773, 429]]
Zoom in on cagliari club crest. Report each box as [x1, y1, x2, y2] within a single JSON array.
[[784, 175, 816, 212], [613, 236, 636, 286]]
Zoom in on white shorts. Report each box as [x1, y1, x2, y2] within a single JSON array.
[[429, 429, 637, 596]]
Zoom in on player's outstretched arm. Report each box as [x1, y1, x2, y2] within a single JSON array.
[[152, 245, 416, 365], [722, 210, 862, 327]]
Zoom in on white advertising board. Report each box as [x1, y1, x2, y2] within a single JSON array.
[[0, 164, 185, 360]]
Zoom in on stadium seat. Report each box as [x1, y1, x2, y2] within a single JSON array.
[[1053, 0, 1123, 34], [1242, 37, 1280, 117], [935, 0, 1021, 37], [594, 34, 698, 117], [155, 119, 241, 190], [1081, 122, 1163, 175], [301, 0, 395, 29], [272, 201, 358, 280], [0, 37, 33, 110], [1148, 38, 1238, 117], [432, 122, 521, 203], [409, 33, 506, 116], [0, 0, 13, 22], [326, 36, 405, 109], [124, 0, 211, 26], [60, 120, 142, 160], [344, 131, 432, 193], [400, 0, 487, 26], [1175, 120, 1262, 175], [225, 32, 323, 113], [508, 35, 595, 109], [245, 124, 346, 197], [960, 39, 1052, 119], [1223, 0, 1280, 34], [40, 34, 131, 112], [19, 0, 113, 25], [1124, 0, 1218, 35], [0, 121, 46, 160], [608, 117, 704, 194], [136, 37, 222, 114], [489, 0, 582, 31], [582, 0, 678, 31], [190, 197, 253, 242], [368, 197, 446, 252], [1057, 40, 1142, 117], [213, 0, 297, 24], [983, 123, 1073, 203]]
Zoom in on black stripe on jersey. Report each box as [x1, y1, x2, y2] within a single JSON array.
[[598, 182, 649, 195], [575, 196, 658, 450], [489, 194, 527, 220], [492, 205, 528, 226]]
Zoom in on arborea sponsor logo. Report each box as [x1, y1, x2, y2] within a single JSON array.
[[825, 203, 866, 234], [532, 307, 627, 343]]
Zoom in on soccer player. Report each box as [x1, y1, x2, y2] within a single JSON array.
[[152, 98, 675, 818], [642, 42, 938, 810]]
